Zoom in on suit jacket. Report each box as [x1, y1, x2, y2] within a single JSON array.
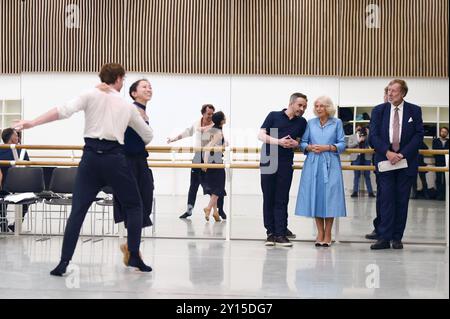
[[369, 101, 424, 176], [0, 149, 30, 192], [432, 137, 449, 167]]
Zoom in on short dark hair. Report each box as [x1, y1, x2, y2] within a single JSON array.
[[1, 128, 16, 144], [201, 104, 215, 114], [441, 126, 449, 132], [99, 63, 125, 84], [212, 111, 225, 127], [129, 79, 150, 100], [289, 92, 308, 104]]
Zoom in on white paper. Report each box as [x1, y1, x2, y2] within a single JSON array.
[[4, 192, 37, 203], [378, 159, 408, 172]]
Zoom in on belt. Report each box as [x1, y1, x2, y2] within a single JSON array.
[[311, 152, 332, 184]]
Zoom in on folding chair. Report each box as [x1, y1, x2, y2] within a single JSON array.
[[0, 167, 45, 236]]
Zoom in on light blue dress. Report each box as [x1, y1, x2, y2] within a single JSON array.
[[295, 117, 347, 218]]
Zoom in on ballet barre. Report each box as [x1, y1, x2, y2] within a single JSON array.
[[1, 160, 448, 173], [1, 144, 448, 246], [2, 144, 448, 156]]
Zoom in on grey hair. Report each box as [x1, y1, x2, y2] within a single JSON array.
[[313, 96, 336, 117]]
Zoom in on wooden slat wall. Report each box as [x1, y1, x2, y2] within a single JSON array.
[[0, 0, 448, 76], [233, 0, 339, 75], [0, 0, 21, 74], [340, 0, 448, 77], [126, 0, 230, 74], [22, 0, 124, 72]]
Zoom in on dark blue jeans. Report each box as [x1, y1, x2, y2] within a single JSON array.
[[352, 159, 373, 193]]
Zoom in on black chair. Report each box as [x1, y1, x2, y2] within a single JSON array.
[[0, 167, 45, 235], [44, 167, 78, 236]]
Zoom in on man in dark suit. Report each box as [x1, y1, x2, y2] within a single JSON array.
[[432, 127, 449, 200], [369, 79, 424, 250], [0, 128, 30, 233]]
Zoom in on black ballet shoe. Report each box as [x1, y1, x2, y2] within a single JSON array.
[[212, 208, 221, 222], [128, 252, 152, 272], [50, 260, 70, 276], [218, 211, 227, 220]]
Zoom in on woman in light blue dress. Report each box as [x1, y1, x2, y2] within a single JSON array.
[[295, 96, 347, 247]]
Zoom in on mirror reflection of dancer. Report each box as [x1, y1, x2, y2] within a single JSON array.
[[168, 105, 227, 220], [202, 111, 227, 222], [14, 63, 154, 275]]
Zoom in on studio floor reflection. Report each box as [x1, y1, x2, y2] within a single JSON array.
[[0, 194, 446, 245], [0, 236, 448, 299], [152, 194, 446, 243]]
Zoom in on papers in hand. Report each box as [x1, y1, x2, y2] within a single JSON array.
[[378, 159, 408, 172], [4, 192, 37, 203]]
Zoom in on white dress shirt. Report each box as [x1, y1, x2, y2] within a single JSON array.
[[57, 89, 153, 145], [180, 119, 213, 147], [389, 101, 404, 144]]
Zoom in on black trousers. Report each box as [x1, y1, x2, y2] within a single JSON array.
[[188, 153, 225, 213], [114, 155, 154, 228], [260, 162, 293, 237], [411, 172, 428, 197], [435, 171, 446, 200], [373, 173, 381, 233], [61, 139, 143, 261]]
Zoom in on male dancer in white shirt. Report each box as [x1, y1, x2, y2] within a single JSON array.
[[14, 63, 154, 275]]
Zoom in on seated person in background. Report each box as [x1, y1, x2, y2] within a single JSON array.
[[432, 127, 449, 200], [411, 141, 429, 199], [347, 125, 375, 198], [0, 128, 30, 232]]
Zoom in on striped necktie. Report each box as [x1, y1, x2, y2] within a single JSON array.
[[392, 107, 400, 152]]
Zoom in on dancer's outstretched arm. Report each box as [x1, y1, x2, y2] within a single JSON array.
[[13, 108, 59, 130]]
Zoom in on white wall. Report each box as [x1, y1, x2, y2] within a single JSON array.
[[0, 75, 21, 99], [0, 73, 448, 195], [339, 78, 450, 106]]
